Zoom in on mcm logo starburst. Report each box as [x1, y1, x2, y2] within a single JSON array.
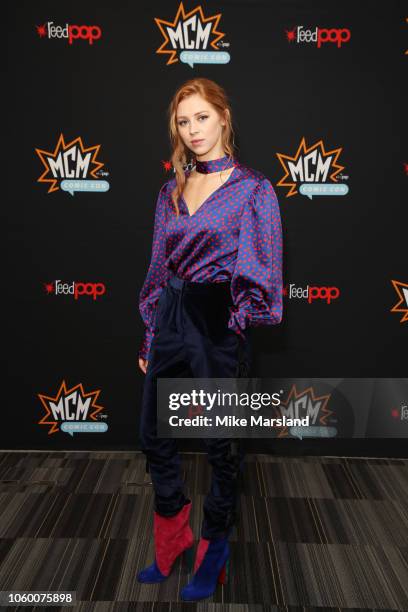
[[276, 384, 333, 437], [390, 280, 408, 323], [38, 380, 104, 435], [276, 137, 345, 197], [35, 133, 105, 193], [154, 1, 225, 65]]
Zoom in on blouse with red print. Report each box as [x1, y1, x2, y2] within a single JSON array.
[[138, 158, 283, 361]]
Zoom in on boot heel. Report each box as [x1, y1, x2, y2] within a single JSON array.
[[183, 545, 194, 572], [218, 557, 229, 584]]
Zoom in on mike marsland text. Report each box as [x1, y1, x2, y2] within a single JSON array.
[[168, 415, 310, 427]]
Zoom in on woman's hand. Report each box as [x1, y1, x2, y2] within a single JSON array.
[[139, 357, 148, 374]]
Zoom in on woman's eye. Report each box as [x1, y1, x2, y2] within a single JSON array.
[[178, 116, 208, 126]]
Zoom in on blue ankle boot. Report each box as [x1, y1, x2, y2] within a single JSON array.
[[180, 535, 230, 601]]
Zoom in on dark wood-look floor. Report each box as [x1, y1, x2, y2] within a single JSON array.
[[0, 451, 407, 611]]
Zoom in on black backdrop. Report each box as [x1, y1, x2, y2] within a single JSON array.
[[5, 1, 407, 454]]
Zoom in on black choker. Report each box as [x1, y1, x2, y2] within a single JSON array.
[[195, 154, 236, 174]]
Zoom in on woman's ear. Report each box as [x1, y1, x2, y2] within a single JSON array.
[[222, 108, 230, 127]]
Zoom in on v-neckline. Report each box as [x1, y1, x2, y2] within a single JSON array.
[[181, 166, 237, 218]]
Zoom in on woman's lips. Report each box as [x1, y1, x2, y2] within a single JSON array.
[[191, 139, 204, 145]]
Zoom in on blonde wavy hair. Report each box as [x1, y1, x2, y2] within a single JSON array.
[[167, 77, 237, 217]]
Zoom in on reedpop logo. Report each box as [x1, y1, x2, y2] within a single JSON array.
[[44, 280, 106, 300], [391, 404, 408, 421], [284, 284, 340, 304], [36, 22, 102, 45], [285, 25, 351, 48]]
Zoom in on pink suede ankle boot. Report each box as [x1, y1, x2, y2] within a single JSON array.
[[137, 500, 194, 583]]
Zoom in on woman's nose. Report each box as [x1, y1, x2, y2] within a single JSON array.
[[189, 120, 200, 134]]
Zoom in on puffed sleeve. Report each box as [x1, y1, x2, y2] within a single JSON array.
[[228, 176, 283, 338], [138, 182, 170, 361]]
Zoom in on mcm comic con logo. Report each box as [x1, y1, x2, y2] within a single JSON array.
[[390, 280, 408, 324], [273, 385, 337, 439], [276, 137, 349, 199], [35, 133, 110, 195], [38, 381, 108, 436], [155, 1, 230, 67]]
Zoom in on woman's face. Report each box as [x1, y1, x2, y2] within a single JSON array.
[[176, 93, 226, 159]]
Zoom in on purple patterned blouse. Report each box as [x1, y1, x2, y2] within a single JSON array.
[[138, 154, 283, 361]]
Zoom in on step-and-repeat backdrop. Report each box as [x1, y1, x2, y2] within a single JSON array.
[[6, 1, 407, 450]]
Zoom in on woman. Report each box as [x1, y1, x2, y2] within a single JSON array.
[[137, 77, 283, 601]]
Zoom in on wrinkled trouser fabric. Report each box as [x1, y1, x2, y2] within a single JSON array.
[[138, 273, 252, 540]]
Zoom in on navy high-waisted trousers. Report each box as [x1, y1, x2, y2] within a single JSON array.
[[138, 273, 252, 540]]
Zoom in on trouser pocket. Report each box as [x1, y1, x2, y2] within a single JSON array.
[[152, 286, 168, 334]]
